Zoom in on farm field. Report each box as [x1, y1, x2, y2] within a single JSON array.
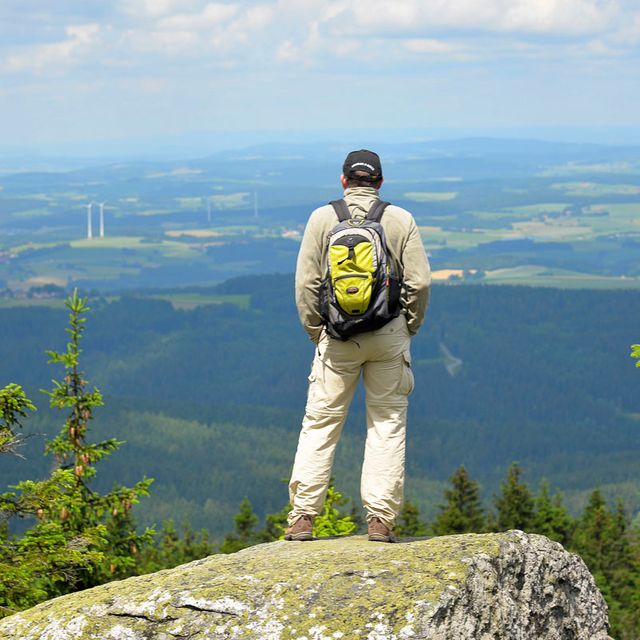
[[1, 137, 639, 294]]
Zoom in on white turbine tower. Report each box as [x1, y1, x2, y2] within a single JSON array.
[[86, 203, 93, 240], [99, 202, 106, 238]]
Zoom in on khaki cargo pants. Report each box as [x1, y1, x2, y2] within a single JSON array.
[[288, 314, 414, 529]]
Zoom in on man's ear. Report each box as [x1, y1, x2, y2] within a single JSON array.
[[376, 177, 384, 189], [340, 174, 349, 189]]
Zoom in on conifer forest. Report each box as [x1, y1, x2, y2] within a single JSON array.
[[1, 281, 639, 638]]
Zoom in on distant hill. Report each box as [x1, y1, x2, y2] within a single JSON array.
[[1, 277, 639, 535]]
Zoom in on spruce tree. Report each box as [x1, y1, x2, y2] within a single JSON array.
[[220, 498, 260, 553], [0, 292, 154, 616], [0, 384, 35, 456], [431, 466, 485, 535], [395, 500, 428, 537], [531, 481, 574, 545], [42, 290, 154, 587], [138, 520, 212, 573], [258, 502, 290, 543], [570, 490, 640, 639], [494, 463, 535, 532], [572, 489, 611, 574]]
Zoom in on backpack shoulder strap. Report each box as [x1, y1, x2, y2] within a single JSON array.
[[330, 199, 351, 222], [366, 200, 390, 223]]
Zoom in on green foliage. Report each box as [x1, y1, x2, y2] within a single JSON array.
[[219, 498, 260, 554], [40, 290, 154, 588], [0, 283, 639, 630], [137, 520, 212, 573], [258, 502, 290, 543], [1, 284, 640, 538], [494, 463, 535, 532], [531, 481, 573, 546], [221, 483, 357, 550], [0, 383, 35, 455], [570, 492, 640, 639], [0, 291, 154, 618], [428, 465, 640, 638], [632, 344, 640, 368], [395, 500, 428, 537], [0, 468, 106, 617], [313, 485, 357, 538], [431, 466, 486, 535]]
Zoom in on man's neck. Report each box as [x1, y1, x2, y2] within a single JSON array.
[[344, 186, 379, 197]]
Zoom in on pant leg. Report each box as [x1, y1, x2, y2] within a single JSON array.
[[360, 317, 413, 528], [288, 336, 363, 525]]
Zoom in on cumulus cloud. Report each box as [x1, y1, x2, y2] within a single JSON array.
[[158, 3, 240, 31], [4, 23, 101, 72], [209, 5, 274, 52], [120, 0, 203, 21], [612, 9, 640, 43], [338, 0, 617, 35], [0, 0, 636, 78], [403, 39, 461, 54]]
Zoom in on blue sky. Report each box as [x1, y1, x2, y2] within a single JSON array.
[[1, 0, 639, 151]]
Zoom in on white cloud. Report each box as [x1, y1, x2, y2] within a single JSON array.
[[115, 3, 274, 62], [611, 10, 640, 43], [209, 5, 274, 51], [502, 0, 615, 33], [403, 39, 460, 54], [158, 3, 239, 31], [271, 1, 360, 65], [120, 0, 203, 21], [0, 0, 636, 80], [125, 28, 201, 55], [341, 0, 616, 35], [3, 23, 100, 72]]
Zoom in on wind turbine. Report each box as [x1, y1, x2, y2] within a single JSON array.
[[86, 203, 93, 240], [98, 202, 106, 238]]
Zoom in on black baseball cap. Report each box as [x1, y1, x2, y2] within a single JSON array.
[[342, 149, 382, 182]]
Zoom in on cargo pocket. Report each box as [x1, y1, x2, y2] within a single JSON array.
[[306, 354, 323, 406], [397, 350, 415, 396]]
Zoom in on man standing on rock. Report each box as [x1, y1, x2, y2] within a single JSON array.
[[286, 149, 431, 542]]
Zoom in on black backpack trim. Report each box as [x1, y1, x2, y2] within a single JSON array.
[[366, 200, 390, 222], [329, 199, 390, 223], [329, 199, 351, 222]]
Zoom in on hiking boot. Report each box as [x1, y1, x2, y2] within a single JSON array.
[[368, 516, 394, 543], [284, 514, 314, 541]]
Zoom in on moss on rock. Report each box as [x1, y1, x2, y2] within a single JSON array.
[[0, 532, 611, 640]]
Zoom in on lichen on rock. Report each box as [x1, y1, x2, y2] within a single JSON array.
[[0, 531, 612, 640]]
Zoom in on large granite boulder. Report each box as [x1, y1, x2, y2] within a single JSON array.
[[0, 530, 611, 640]]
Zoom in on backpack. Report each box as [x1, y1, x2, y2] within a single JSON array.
[[320, 199, 401, 340]]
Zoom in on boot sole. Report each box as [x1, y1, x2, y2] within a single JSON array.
[[368, 533, 393, 542], [285, 532, 313, 541]]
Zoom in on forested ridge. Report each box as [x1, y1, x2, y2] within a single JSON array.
[[2, 279, 640, 636], [1, 277, 639, 535]]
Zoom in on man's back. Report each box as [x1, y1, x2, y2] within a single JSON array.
[[296, 185, 431, 343]]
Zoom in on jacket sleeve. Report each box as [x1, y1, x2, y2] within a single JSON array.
[[401, 218, 431, 336], [295, 209, 325, 343]]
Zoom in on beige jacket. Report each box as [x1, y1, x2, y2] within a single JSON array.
[[295, 186, 431, 343]]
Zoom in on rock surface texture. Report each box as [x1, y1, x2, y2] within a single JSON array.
[[0, 530, 611, 640]]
